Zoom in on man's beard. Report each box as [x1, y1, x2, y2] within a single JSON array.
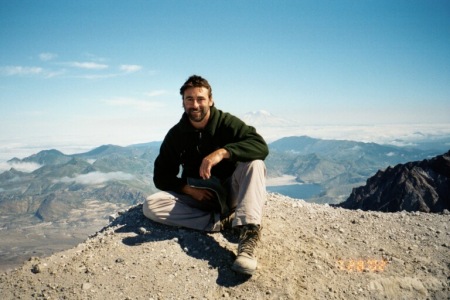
[[187, 107, 209, 123]]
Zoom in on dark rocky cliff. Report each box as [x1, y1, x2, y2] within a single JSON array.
[[338, 151, 450, 213]]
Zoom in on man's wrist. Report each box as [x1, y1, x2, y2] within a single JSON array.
[[181, 184, 192, 195], [219, 148, 230, 159]]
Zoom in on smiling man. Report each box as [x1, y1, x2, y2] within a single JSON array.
[[143, 75, 269, 275]]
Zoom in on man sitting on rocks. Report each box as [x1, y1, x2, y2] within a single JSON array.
[[143, 75, 269, 275]]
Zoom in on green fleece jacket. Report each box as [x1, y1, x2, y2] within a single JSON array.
[[153, 106, 269, 193]]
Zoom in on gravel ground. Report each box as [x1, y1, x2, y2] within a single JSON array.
[[0, 192, 449, 299]]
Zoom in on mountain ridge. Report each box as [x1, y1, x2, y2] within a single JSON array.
[[338, 151, 450, 213]]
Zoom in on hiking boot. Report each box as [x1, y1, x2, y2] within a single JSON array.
[[220, 212, 235, 231], [231, 224, 261, 275]]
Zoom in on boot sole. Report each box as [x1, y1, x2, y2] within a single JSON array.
[[231, 262, 256, 275]]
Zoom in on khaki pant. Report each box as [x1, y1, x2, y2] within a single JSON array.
[[143, 160, 266, 232]]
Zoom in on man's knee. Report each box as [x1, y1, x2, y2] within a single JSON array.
[[239, 160, 266, 175], [249, 159, 266, 170], [143, 191, 173, 222]]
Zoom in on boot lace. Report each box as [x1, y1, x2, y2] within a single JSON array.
[[238, 225, 260, 256]]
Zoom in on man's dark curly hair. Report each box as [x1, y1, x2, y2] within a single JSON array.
[[180, 75, 213, 100]]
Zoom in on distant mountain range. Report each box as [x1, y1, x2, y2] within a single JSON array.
[[1, 135, 447, 223], [0, 142, 161, 222]]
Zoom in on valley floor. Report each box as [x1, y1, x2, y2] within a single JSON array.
[[0, 201, 128, 273]]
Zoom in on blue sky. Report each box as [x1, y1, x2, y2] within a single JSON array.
[[1, 0, 449, 160]]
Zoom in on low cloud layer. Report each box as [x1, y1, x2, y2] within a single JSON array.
[[56, 171, 134, 185], [252, 123, 450, 145], [0, 161, 42, 173]]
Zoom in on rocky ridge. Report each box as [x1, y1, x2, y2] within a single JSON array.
[[0, 193, 449, 299], [339, 151, 450, 213]]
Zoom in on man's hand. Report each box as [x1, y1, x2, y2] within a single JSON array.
[[181, 185, 217, 210], [182, 185, 215, 201], [199, 148, 230, 179]]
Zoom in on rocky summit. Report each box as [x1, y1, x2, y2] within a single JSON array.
[[0, 193, 448, 299], [339, 151, 450, 213]]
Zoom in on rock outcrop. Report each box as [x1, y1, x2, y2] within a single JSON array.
[[339, 151, 450, 212]]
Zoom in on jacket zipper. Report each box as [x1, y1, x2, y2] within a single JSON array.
[[197, 131, 202, 154]]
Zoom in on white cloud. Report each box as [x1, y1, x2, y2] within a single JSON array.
[[103, 97, 165, 111], [0, 161, 42, 173], [43, 69, 66, 78], [78, 73, 117, 80], [0, 66, 66, 79], [69, 62, 109, 70], [1, 66, 43, 76], [82, 52, 108, 62], [68, 63, 143, 79], [56, 171, 134, 185], [120, 64, 142, 73], [145, 90, 167, 97], [39, 52, 58, 61]]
